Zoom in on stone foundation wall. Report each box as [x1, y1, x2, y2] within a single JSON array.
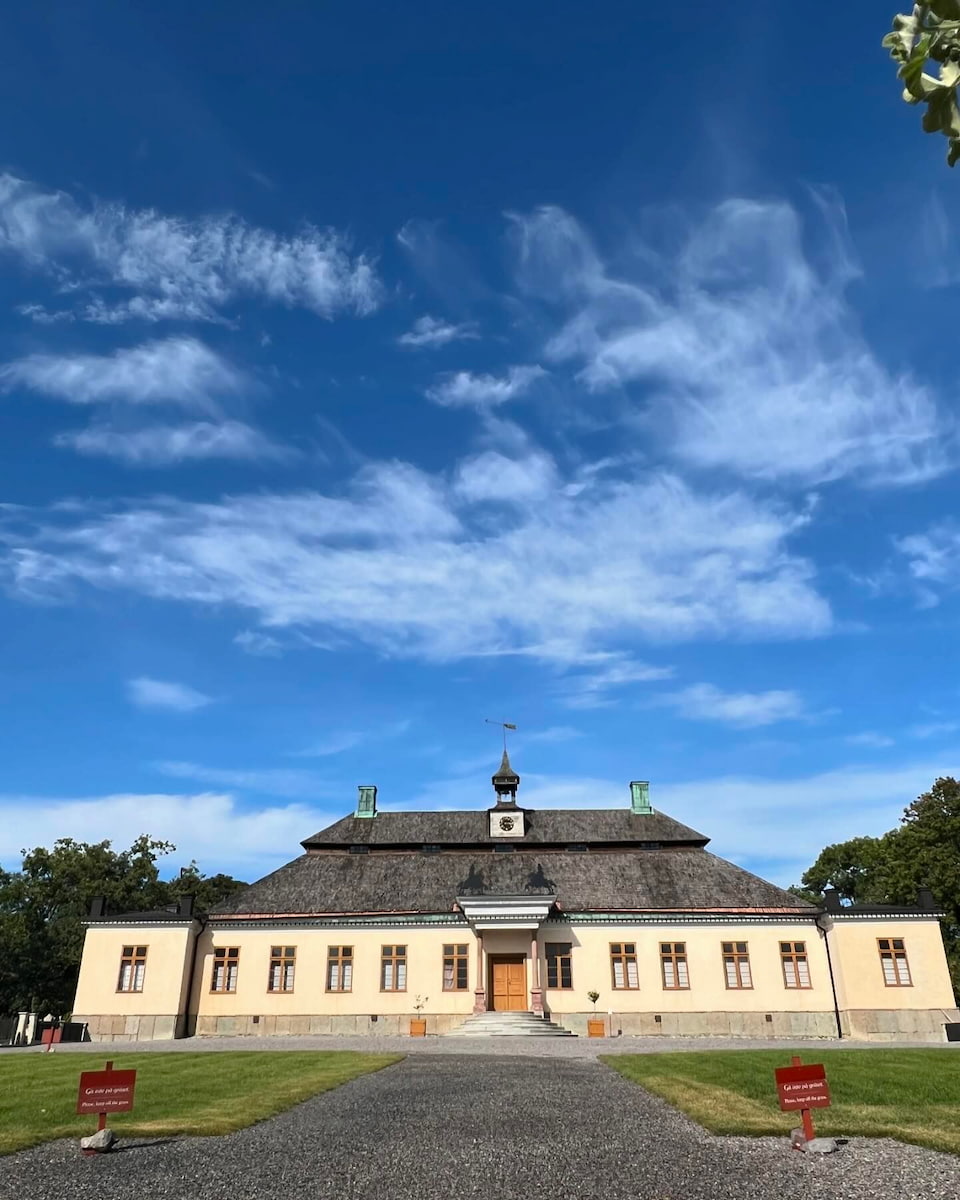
[[840, 1007, 960, 1042], [192, 1012, 471, 1038], [73, 1013, 184, 1041], [552, 1010, 840, 1039]]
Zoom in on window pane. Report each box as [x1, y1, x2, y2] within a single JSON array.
[[796, 959, 810, 988], [740, 960, 752, 987], [626, 959, 639, 988], [443, 962, 454, 989], [397, 961, 407, 989], [613, 959, 625, 988], [676, 959, 689, 988], [663, 960, 676, 988], [784, 960, 798, 988], [725, 959, 738, 988], [560, 960, 572, 989], [382, 962, 393, 990], [342, 961, 353, 989], [457, 960, 468, 988]]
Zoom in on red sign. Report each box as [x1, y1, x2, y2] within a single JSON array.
[[775, 1062, 831, 1111], [76, 1067, 137, 1115]]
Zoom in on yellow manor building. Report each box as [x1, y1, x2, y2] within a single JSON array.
[[72, 755, 960, 1042]]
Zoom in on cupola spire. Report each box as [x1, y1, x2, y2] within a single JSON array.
[[492, 748, 520, 806]]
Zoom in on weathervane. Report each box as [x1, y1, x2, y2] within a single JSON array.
[[485, 718, 517, 752]]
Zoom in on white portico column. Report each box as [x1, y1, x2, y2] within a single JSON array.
[[529, 932, 543, 1015], [473, 930, 487, 1013]]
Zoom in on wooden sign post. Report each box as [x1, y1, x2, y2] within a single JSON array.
[[774, 1055, 831, 1144], [77, 1060, 137, 1154]]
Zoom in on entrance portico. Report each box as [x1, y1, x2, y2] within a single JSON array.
[[456, 894, 556, 1015]]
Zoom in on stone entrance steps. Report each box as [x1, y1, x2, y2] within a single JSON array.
[[451, 1011, 575, 1037]]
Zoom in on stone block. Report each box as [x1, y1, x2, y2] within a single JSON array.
[[80, 1128, 117, 1153], [679, 1012, 709, 1037], [330, 1014, 359, 1035], [309, 1015, 333, 1035], [875, 1010, 898, 1035], [152, 1016, 177, 1040], [124, 1015, 140, 1037], [216, 1017, 238, 1036], [287, 1016, 310, 1036]]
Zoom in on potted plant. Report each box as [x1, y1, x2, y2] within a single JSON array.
[[586, 990, 606, 1038], [410, 995, 428, 1037]]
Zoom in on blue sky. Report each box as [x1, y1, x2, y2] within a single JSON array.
[[1, 1, 958, 888]]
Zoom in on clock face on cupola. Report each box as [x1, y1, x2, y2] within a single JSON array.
[[488, 748, 526, 837]]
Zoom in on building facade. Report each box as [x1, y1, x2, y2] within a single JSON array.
[[72, 756, 960, 1042]]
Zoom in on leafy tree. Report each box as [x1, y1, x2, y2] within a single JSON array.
[[0, 836, 245, 1017], [797, 834, 894, 905], [796, 777, 960, 992], [884, 3, 960, 166]]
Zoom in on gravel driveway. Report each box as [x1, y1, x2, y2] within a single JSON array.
[[6, 1055, 960, 1200]]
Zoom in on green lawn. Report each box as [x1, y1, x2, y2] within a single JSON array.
[[0, 1050, 402, 1156], [604, 1049, 960, 1155]]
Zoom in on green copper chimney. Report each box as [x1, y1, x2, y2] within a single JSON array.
[[629, 780, 652, 815], [355, 785, 377, 818]]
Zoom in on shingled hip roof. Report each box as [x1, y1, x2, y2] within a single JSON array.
[[210, 846, 815, 918], [301, 808, 710, 849]]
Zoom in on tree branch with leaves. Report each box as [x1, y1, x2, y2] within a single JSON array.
[[885, 3, 960, 165]]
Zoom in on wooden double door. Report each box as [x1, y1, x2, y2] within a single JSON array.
[[490, 956, 527, 1012]]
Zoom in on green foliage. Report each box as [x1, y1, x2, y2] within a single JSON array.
[[0, 836, 245, 1017], [885, 6, 960, 165], [796, 776, 960, 994]]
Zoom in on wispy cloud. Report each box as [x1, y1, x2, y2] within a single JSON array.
[[55, 420, 287, 465], [521, 725, 583, 744], [909, 720, 960, 740], [397, 315, 479, 348], [153, 760, 326, 799], [0, 790, 334, 873], [0, 337, 244, 412], [127, 677, 213, 713], [234, 629, 284, 657], [426, 365, 545, 409], [845, 731, 895, 748], [560, 656, 675, 709], [294, 719, 412, 758], [895, 523, 960, 600], [452, 449, 557, 504], [509, 200, 951, 488], [0, 173, 381, 323], [1, 459, 831, 666], [656, 682, 807, 727], [294, 731, 366, 757]]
